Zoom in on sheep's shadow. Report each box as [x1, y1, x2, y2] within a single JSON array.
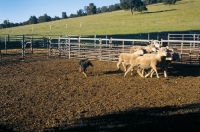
[[104, 69, 124, 74]]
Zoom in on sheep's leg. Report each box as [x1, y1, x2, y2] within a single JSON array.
[[150, 71, 154, 78], [137, 68, 144, 77], [122, 62, 127, 71], [124, 65, 134, 77], [141, 69, 144, 76], [151, 66, 159, 78], [145, 69, 154, 78], [130, 68, 134, 75], [117, 61, 121, 70]]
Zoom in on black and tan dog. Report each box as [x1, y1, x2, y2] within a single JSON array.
[[79, 59, 93, 77]]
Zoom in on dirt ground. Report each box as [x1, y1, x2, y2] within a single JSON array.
[[0, 56, 200, 132]]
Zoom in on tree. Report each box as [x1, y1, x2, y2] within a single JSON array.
[[114, 3, 121, 10], [28, 16, 37, 24], [163, 0, 177, 5], [38, 14, 51, 23], [109, 5, 115, 12], [101, 6, 108, 13], [77, 9, 85, 17], [69, 13, 77, 18], [3, 20, 9, 28], [96, 7, 101, 14], [52, 16, 60, 21], [86, 3, 96, 15], [120, 0, 147, 14], [62, 12, 68, 19]]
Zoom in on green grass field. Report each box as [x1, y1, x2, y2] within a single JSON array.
[[0, 0, 200, 36]]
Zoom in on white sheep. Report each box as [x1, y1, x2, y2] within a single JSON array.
[[117, 49, 144, 72], [143, 47, 181, 78], [130, 40, 160, 54], [124, 48, 167, 78]]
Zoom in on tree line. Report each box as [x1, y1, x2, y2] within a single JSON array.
[[0, 0, 178, 29]]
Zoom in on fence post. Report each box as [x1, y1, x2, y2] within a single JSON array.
[[58, 36, 61, 57], [168, 34, 170, 47], [106, 35, 108, 47], [48, 37, 52, 56], [22, 34, 25, 59], [109, 37, 112, 49], [68, 36, 71, 59], [0, 48, 1, 61], [94, 35, 96, 48], [5, 37, 7, 55], [122, 41, 124, 52], [0, 41, 1, 60], [193, 33, 196, 47], [30, 36, 33, 54], [99, 38, 102, 60], [78, 36, 81, 56], [161, 39, 163, 47]]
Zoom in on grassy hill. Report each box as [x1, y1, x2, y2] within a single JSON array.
[[0, 0, 200, 37]]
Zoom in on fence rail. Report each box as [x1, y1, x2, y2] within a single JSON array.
[[0, 34, 200, 65]]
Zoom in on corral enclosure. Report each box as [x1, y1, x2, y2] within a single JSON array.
[[0, 56, 200, 131], [0, 34, 200, 131], [1, 33, 200, 65]]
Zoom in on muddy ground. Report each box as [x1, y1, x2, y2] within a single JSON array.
[[0, 56, 200, 132]]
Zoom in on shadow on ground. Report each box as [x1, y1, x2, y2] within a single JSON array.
[[44, 103, 200, 132]]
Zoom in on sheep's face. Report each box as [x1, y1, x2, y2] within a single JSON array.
[[152, 47, 157, 52], [150, 40, 160, 49], [158, 48, 167, 56]]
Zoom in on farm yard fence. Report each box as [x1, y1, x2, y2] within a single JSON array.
[[49, 35, 200, 65], [0, 34, 51, 61], [162, 34, 200, 65], [49, 36, 150, 62], [0, 34, 200, 66]]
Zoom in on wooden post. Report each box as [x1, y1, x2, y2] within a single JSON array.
[[58, 36, 61, 57], [22, 34, 25, 59], [161, 39, 163, 47], [122, 41, 124, 53], [5, 37, 7, 55], [48, 37, 52, 56], [109, 37, 112, 49], [99, 38, 102, 60], [68, 37, 71, 59], [106, 35, 108, 47], [193, 34, 196, 47], [168, 34, 170, 47], [94, 35, 96, 48], [78, 36, 81, 56], [30, 37, 33, 53], [0, 47, 1, 61], [181, 42, 183, 54]]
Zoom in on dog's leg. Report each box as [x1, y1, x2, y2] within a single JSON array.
[[82, 72, 87, 77]]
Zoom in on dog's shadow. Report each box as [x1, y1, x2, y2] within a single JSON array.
[[104, 69, 124, 74]]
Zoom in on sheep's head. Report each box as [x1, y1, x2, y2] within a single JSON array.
[[158, 47, 167, 56]]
